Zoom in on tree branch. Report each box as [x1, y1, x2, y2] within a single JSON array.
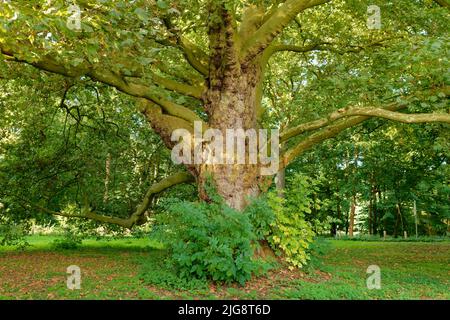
[[1, 42, 203, 124], [330, 108, 450, 124], [27, 172, 194, 229], [161, 16, 209, 76], [260, 42, 327, 67], [261, 37, 396, 66], [434, 0, 450, 8], [280, 86, 450, 168], [241, 0, 332, 62], [90, 69, 203, 123], [179, 38, 210, 76]]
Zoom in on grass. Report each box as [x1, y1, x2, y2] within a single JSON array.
[[0, 235, 448, 300]]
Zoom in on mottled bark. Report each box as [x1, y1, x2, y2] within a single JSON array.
[[196, 6, 264, 210]]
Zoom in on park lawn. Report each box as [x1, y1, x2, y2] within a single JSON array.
[[0, 236, 448, 300]]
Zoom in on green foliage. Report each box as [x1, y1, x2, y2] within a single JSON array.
[[243, 195, 275, 241], [154, 193, 258, 284], [267, 174, 317, 269], [0, 223, 29, 248], [51, 231, 83, 250], [302, 238, 332, 274], [137, 250, 209, 291], [331, 235, 449, 242], [51, 236, 82, 250]]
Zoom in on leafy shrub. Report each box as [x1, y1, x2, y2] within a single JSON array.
[[0, 223, 29, 248], [52, 232, 83, 250], [137, 250, 209, 291], [244, 195, 275, 241], [303, 238, 331, 273], [154, 195, 259, 284], [267, 173, 319, 269], [268, 192, 315, 269]]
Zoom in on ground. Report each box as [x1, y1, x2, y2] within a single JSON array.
[[0, 236, 448, 300]]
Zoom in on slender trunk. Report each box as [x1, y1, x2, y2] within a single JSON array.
[[336, 197, 342, 235], [349, 195, 356, 237], [397, 202, 404, 233], [103, 153, 111, 204], [373, 187, 378, 234], [394, 203, 401, 238], [368, 195, 373, 235]]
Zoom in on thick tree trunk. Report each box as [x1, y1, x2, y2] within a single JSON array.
[[198, 163, 260, 210], [198, 53, 264, 210]]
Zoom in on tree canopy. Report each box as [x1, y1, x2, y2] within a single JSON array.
[[0, 0, 449, 232]]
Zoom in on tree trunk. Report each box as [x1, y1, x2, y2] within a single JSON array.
[[103, 153, 111, 204], [394, 202, 404, 237], [349, 195, 357, 237], [198, 82, 262, 210], [198, 31, 265, 210], [334, 197, 342, 236]]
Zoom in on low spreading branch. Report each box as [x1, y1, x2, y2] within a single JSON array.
[[27, 172, 194, 229]]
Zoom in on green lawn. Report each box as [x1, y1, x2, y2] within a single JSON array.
[[0, 235, 448, 300]]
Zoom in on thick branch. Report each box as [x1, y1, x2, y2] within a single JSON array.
[[434, 0, 450, 8], [179, 38, 210, 76], [28, 172, 194, 229], [151, 73, 205, 99], [241, 0, 331, 62], [331, 108, 450, 124], [281, 86, 450, 168], [161, 16, 209, 76], [1, 43, 203, 124], [137, 99, 200, 179], [90, 69, 202, 123], [281, 87, 450, 142]]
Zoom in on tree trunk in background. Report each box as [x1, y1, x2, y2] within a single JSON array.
[[394, 202, 405, 237], [373, 187, 378, 235], [368, 195, 373, 235], [349, 195, 357, 237], [103, 153, 111, 204], [393, 203, 400, 237], [336, 198, 342, 236]]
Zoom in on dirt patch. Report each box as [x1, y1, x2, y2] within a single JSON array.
[[0, 251, 137, 299], [209, 267, 332, 299]]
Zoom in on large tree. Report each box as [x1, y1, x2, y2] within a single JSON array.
[[1, 0, 449, 227]]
